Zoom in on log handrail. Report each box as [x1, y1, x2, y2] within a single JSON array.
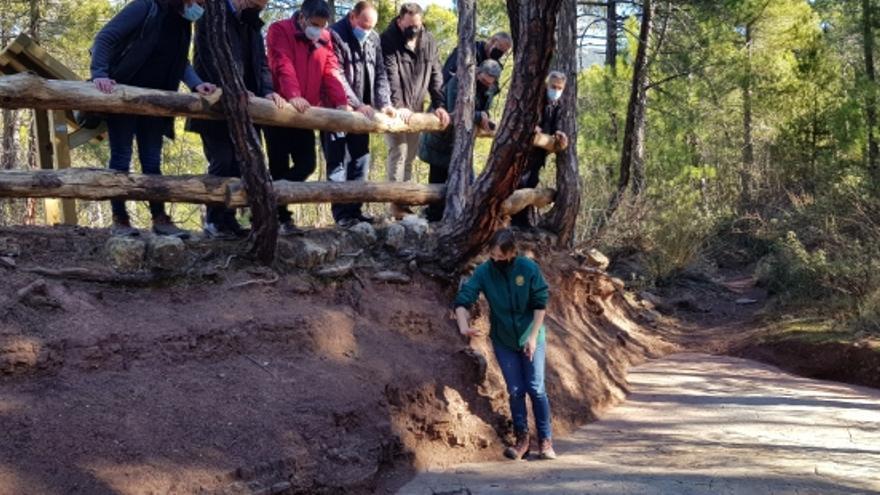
[[0, 73, 564, 152], [0, 168, 554, 215]]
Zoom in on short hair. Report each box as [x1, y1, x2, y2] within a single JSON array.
[[547, 70, 567, 84], [352, 1, 376, 16], [490, 32, 512, 45], [301, 0, 332, 19], [477, 59, 503, 79], [490, 229, 517, 254], [398, 2, 423, 18]]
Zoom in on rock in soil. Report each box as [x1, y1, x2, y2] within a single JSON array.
[[372, 271, 411, 284], [106, 236, 146, 273], [383, 223, 407, 251], [348, 222, 378, 245], [315, 258, 355, 278], [280, 237, 329, 269], [147, 236, 186, 272]]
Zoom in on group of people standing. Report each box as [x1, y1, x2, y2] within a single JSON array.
[[90, 0, 568, 238]]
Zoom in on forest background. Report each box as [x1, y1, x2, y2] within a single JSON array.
[[1, 0, 878, 337]]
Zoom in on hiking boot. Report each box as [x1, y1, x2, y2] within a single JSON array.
[[152, 216, 190, 239], [203, 222, 237, 241], [279, 221, 305, 236], [110, 218, 139, 237], [503, 431, 530, 460], [538, 438, 557, 460]]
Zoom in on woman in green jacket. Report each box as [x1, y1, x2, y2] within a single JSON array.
[[454, 228, 556, 460]]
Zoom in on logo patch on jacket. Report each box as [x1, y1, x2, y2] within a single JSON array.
[[515, 275, 525, 286]]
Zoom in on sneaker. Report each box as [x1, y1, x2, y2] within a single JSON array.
[[110, 218, 139, 237], [203, 222, 237, 241], [279, 221, 305, 236], [538, 438, 557, 460], [152, 216, 190, 239], [503, 431, 530, 460]]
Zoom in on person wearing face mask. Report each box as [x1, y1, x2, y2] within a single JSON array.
[[265, 0, 348, 235], [380, 3, 451, 220], [454, 228, 556, 461], [323, 1, 393, 228], [90, 0, 216, 238], [511, 71, 571, 229], [188, 0, 285, 240], [442, 32, 513, 87], [419, 59, 502, 222]]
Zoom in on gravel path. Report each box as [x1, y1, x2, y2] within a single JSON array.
[[398, 353, 880, 495]]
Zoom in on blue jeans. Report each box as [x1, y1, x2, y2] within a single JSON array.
[[493, 340, 553, 440], [106, 115, 167, 221]]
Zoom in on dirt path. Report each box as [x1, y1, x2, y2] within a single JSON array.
[[398, 353, 880, 494]]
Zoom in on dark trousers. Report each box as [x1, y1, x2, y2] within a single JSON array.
[[265, 126, 316, 223], [200, 131, 244, 227], [511, 150, 549, 227], [321, 131, 371, 222], [424, 162, 449, 222], [106, 114, 166, 222]]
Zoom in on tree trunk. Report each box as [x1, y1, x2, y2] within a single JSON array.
[[442, 0, 476, 222], [204, 0, 277, 264], [435, 0, 563, 268], [741, 22, 755, 207], [0, 169, 554, 216], [606, 0, 618, 70], [864, 0, 879, 186], [0, 110, 17, 170], [593, 0, 653, 238], [542, 0, 581, 247]]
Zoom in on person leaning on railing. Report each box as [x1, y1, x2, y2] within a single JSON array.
[[90, 0, 217, 238], [323, 1, 394, 228], [187, 0, 285, 241], [265, 0, 348, 236]]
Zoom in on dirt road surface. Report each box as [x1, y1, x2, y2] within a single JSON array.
[[398, 353, 880, 495]]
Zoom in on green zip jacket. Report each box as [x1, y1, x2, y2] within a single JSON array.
[[454, 256, 550, 351]]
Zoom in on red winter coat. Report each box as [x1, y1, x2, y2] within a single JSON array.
[[266, 13, 347, 108]]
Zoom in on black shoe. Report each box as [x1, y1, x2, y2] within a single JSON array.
[[355, 214, 375, 224], [336, 217, 359, 228], [153, 215, 190, 239], [111, 220, 140, 237], [279, 221, 305, 236]]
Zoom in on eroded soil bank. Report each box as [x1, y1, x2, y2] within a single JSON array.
[[0, 226, 674, 494]]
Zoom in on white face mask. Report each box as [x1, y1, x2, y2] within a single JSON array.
[[305, 25, 323, 41]]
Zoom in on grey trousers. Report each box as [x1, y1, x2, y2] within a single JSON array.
[[385, 132, 420, 182]]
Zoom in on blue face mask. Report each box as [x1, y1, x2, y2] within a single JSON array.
[[182, 3, 205, 22], [547, 88, 562, 102], [305, 25, 323, 41], [352, 26, 371, 42]]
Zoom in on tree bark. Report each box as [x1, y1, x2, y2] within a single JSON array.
[[0, 169, 554, 216], [542, 0, 581, 247], [593, 0, 653, 238], [435, 0, 563, 268], [1, 110, 17, 170], [442, 0, 476, 222], [741, 21, 755, 207], [606, 0, 618, 70], [864, 0, 879, 186], [204, 0, 277, 264]]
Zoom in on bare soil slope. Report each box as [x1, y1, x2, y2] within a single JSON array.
[[0, 226, 673, 494]]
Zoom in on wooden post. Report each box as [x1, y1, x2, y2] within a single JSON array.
[[47, 109, 76, 224]]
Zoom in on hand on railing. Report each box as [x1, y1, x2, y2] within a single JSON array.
[[93, 78, 116, 94], [266, 92, 286, 110], [289, 97, 310, 113], [194, 83, 217, 96]]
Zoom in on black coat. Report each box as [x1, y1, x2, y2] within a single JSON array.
[[539, 99, 562, 134], [90, 0, 202, 138], [380, 20, 445, 112], [187, 5, 274, 136], [90, 0, 200, 89], [329, 16, 391, 109], [442, 40, 487, 85]]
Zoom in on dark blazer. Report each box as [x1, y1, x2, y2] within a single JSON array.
[[329, 16, 391, 109], [380, 20, 445, 112], [188, 4, 274, 136]]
